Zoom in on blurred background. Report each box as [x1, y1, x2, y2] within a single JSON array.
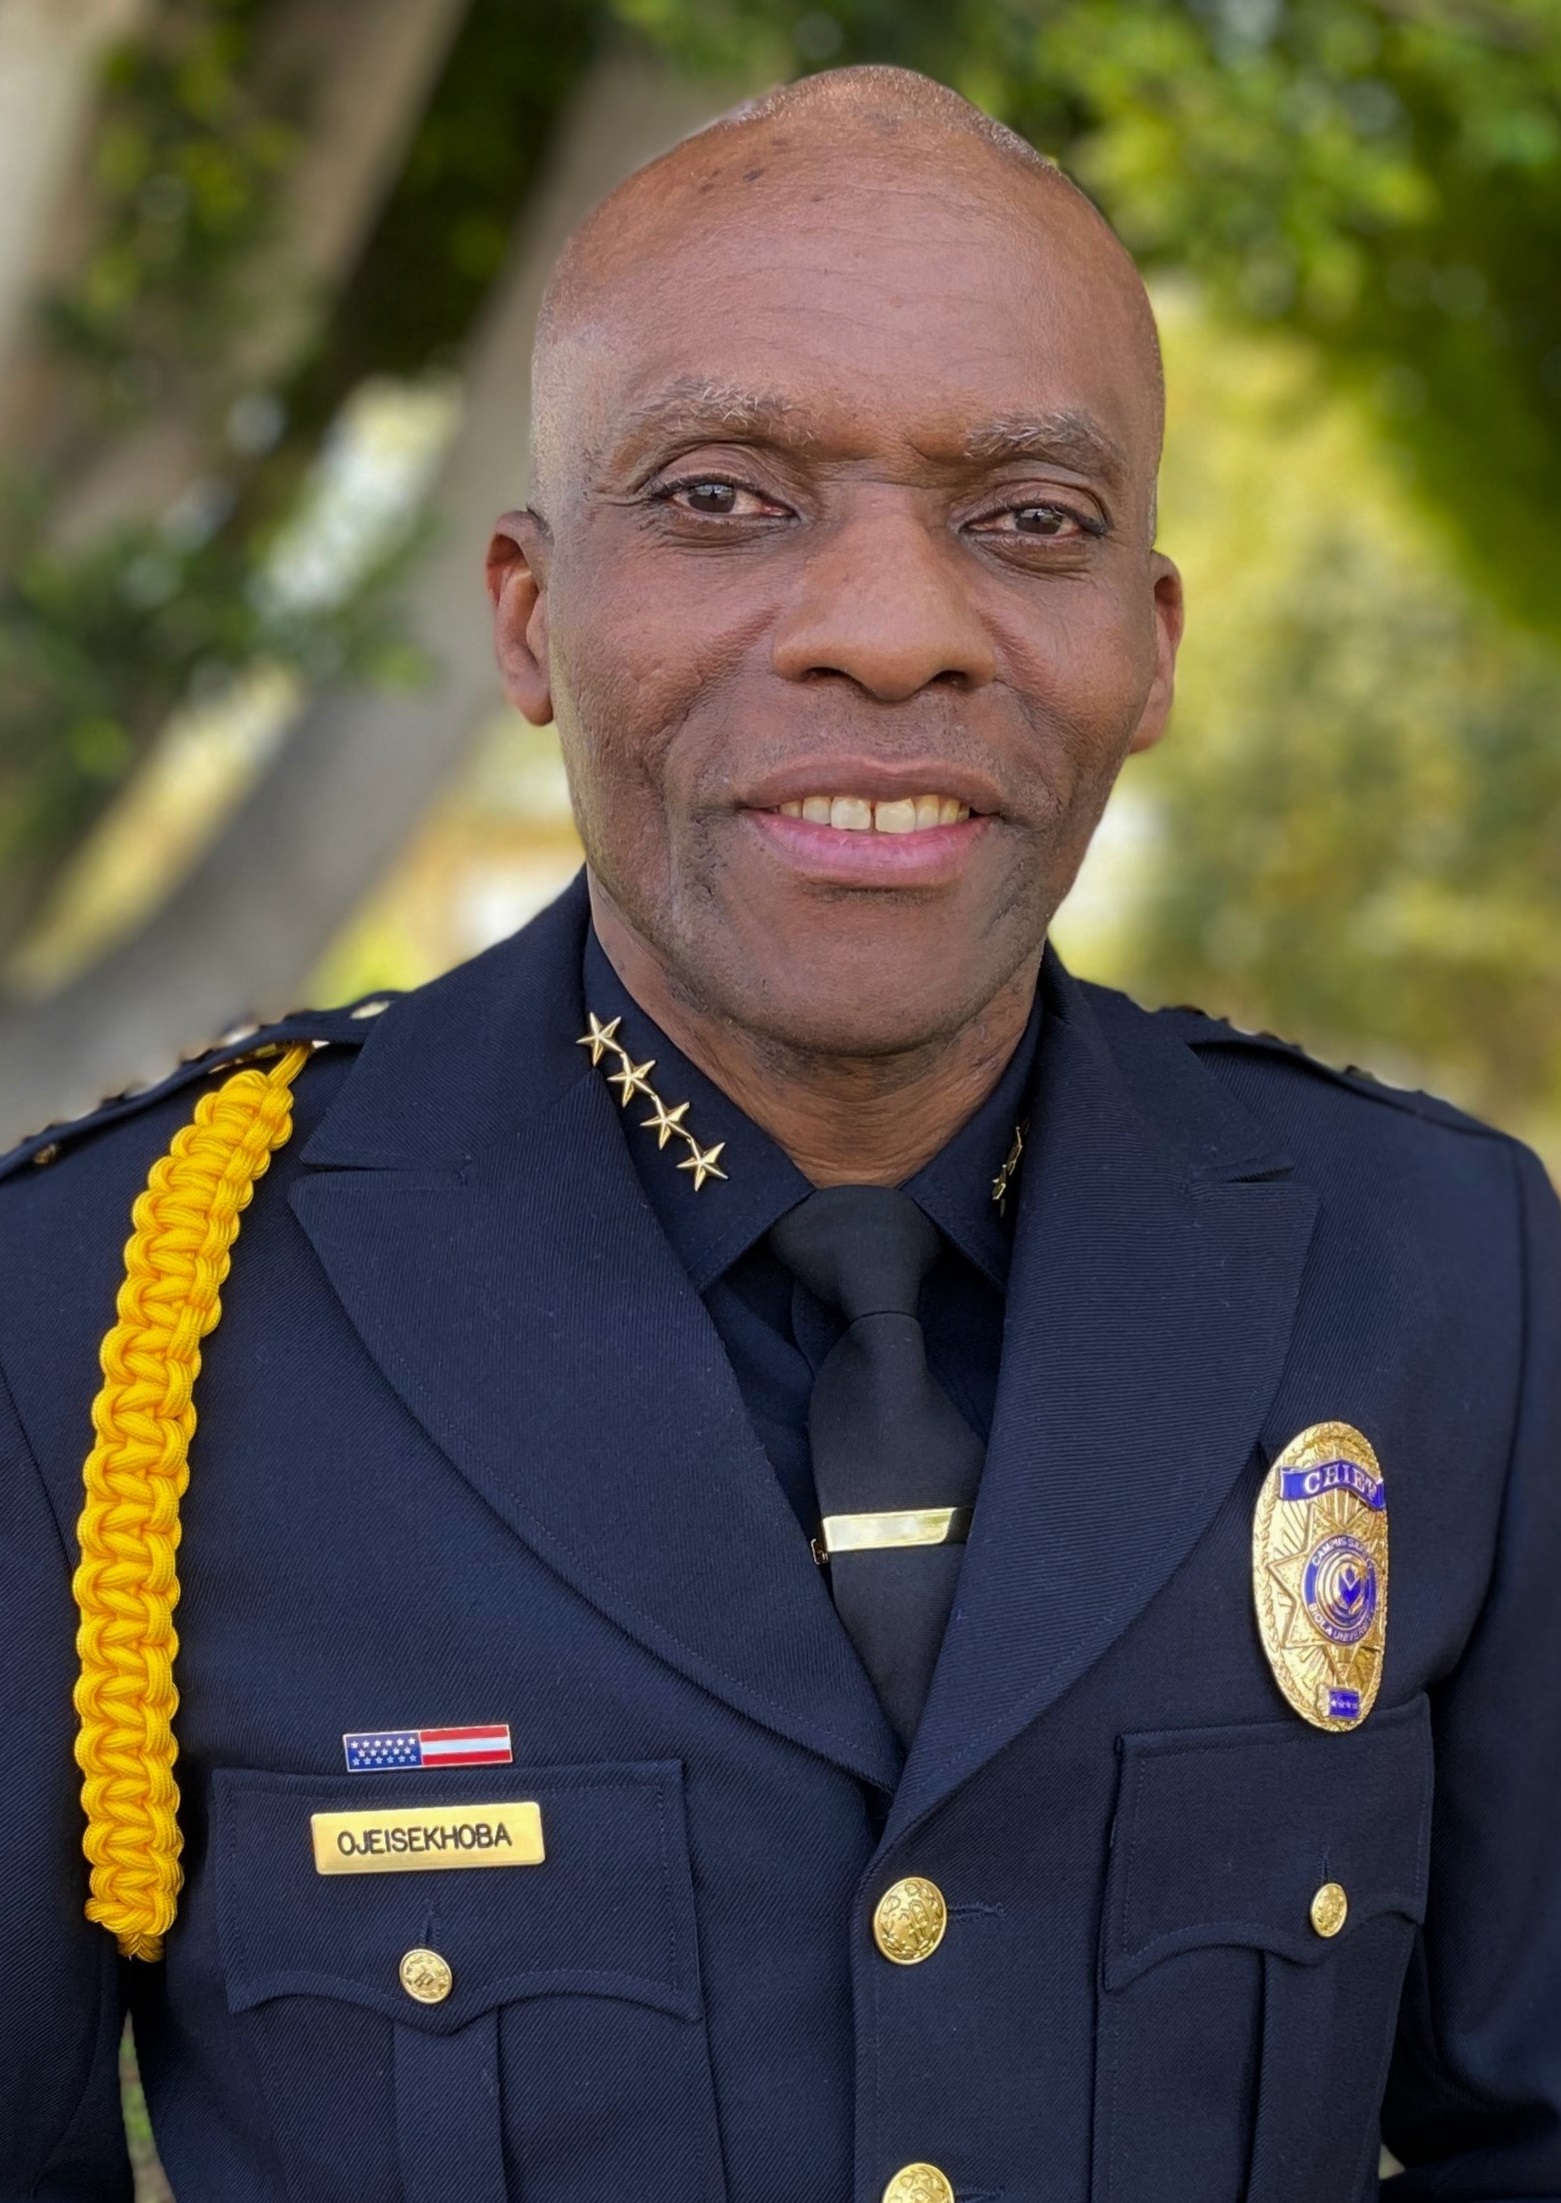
[[4, 2, 1557, 2186], [2, 0, 1560, 1172]]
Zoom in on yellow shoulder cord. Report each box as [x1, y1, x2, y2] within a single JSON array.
[[71, 1044, 311, 1959]]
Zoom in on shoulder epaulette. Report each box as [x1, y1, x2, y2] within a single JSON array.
[[0, 992, 398, 1184], [1149, 1002, 1505, 1143]]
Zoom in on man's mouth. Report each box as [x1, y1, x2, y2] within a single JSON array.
[[741, 782, 990, 891], [772, 794, 972, 833]]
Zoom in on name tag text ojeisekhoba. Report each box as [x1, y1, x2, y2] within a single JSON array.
[[310, 1799, 545, 1875]]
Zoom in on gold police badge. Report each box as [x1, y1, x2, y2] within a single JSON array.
[[1252, 1421, 1388, 1732]]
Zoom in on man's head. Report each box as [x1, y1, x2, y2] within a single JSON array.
[[488, 65, 1182, 1063]]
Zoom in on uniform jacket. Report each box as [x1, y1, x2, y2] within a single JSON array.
[[2, 873, 1558, 2203]]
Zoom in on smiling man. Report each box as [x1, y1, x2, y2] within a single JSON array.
[[2, 65, 1560, 2203]]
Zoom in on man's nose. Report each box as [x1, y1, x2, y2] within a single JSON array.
[[770, 492, 997, 702]]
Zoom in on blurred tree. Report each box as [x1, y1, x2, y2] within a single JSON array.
[[0, 0, 477, 961], [0, 0, 149, 386], [1091, 298, 1561, 1151]]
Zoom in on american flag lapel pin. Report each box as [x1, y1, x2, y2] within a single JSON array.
[[342, 1723, 513, 1773]]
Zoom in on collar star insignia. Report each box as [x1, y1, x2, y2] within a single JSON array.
[[577, 1013, 622, 1067], [607, 1056, 656, 1105], [641, 1097, 691, 1149], [577, 1010, 729, 1192], [677, 1141, 727, 1190]]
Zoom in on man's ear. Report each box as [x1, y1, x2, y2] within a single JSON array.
[[486, 508, 554, 726], [1126, 554, 1184, 756]]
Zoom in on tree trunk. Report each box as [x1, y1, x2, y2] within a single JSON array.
[[0, 0, 149, 387], [0, 50, 747, 1145]]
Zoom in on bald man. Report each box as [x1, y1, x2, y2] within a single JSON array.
[[2, 66, 1559, 2203]]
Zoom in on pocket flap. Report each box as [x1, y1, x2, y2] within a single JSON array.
[[1102, 1695, 1432, 1991], [215, 1761, 702, 2034]]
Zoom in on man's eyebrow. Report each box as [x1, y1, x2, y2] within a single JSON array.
[[599, 379, 818, 468], [956, 410, 1129, 483]]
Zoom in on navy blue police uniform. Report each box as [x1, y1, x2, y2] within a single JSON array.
[[2, 871, 1559, 2203]]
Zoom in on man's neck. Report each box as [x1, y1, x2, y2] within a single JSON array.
[[591, 898, 1040, 1188]]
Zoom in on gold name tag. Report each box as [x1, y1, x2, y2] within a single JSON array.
[[310, 1800, 545, 1876]]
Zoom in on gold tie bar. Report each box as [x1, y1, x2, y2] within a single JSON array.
[[813, 1507, 974, 1564]]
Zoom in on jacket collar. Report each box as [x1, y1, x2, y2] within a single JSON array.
[[576, 922, 1041, 1296], [577, 924, 812, 1295]]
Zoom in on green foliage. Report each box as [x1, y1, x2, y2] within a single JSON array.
[[1105, 306, 1561, 1138], [41, 0, 297, 403], [0, 0, 302, 961]]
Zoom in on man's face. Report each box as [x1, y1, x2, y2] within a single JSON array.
[[493, 151, 1182, 1058]]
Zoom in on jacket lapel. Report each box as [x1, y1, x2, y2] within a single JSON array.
[[888, 963, 1318, 1839], [289, 880, 900, 1792]]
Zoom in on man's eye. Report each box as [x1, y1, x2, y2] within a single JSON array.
[[1014, 505, 1074, 536], [659, 479, 780, 517], [974, 503, 1097, 541]]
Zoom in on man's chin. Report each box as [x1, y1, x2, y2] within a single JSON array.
[[589, 858, 1046, 1062], [687, 932, 1035, 1065]]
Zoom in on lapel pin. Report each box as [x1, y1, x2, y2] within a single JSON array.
[[1252, 1422, 1388, 1732], [342, 1723, 512, 1773]]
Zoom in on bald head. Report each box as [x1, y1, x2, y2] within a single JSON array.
[[530, 65, 1163, 525]]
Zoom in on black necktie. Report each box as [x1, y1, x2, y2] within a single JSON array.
[[768, 1185, 985, 1743]]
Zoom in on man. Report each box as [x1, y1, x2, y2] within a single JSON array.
[[2, 64, 1557, 2203]]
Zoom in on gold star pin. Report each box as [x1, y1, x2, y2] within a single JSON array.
[[641, 1097, 691, 1149], [580, 1008, 730, 1192], [607, 1057, 656, 1106], [677, 1141, 727, 1191], [577, 1013, 622, 1066]]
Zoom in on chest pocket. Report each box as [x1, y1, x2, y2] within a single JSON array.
[[1092, 1695, 1432, 2203], [214, 1761, 727, 2203]]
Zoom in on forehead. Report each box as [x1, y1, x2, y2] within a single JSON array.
[[548, 160, 1158, 482]]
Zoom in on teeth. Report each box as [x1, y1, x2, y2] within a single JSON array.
[[778, 793, 972, 834]]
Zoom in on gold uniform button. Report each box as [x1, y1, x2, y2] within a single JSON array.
[[399, 1947, 453, 2003], [1310, 1882, 1349, 1939], [873, 1876, 948, 1965], [882, 2165, 955, 2203]]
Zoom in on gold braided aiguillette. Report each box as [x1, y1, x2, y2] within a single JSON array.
[[72, 1044, 311, 1958], [578, 1013, 727, 1190]]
